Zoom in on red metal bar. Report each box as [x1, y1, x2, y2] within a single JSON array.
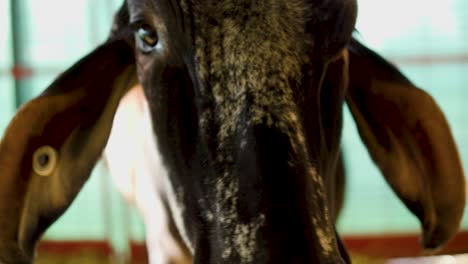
[[9, 65, 33, 80], [390, 54, 468, 66], [0, 67, 64, 79], [343, 231, 468, 258], [37, 231, 468, 261], [2, 53, 468, 82]]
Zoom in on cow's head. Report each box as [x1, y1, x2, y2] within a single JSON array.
[[0, 0, 465, 263], [115, 0, 357, 263]]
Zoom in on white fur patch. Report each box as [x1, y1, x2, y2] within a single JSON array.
[[104, 86, 193, 263], [164, 173, 194, 254]]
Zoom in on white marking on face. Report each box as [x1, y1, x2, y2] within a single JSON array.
[[307, 165, 334, 256], [312, 214, 334, 257], [240, 139, 247, 149], [104, 86, 193, 263], [163, 172, 194, 254], [316, 227, 333, 255], [233, 215, 266, 262]]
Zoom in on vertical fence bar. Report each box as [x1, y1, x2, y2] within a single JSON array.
[[9, 0, 30, 108]]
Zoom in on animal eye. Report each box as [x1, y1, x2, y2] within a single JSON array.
[[135, 24, 159, 54], [32, 146, 58, 177]]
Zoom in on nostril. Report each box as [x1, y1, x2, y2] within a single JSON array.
[[32, 146, 58, 177]]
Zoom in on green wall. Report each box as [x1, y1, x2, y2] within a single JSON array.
[[0, 0, 467, 248]]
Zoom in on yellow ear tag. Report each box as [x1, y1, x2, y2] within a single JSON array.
[[32, 146, 58, 177]]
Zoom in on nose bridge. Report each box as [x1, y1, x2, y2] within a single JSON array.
[[170, 1, 353, 262], [194, 24, 308, 144], [215, 121, 344, 263]]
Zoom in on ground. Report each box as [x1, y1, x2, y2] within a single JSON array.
[[35, 251, 385, 264]]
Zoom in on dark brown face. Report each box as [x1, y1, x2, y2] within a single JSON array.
[[119, 0, 356, 263]]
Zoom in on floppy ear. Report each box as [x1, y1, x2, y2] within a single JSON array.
[[345, 38, 466, 252], [0, 38, 136, 262]]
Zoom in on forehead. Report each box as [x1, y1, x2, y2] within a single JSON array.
[[125, 0, 311, 66], [125, 0, 309, 24], [126, 0, 191, 15], [126, 0, 157, 18]]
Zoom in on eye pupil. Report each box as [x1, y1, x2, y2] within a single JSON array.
[[38, 154, 50, 167]]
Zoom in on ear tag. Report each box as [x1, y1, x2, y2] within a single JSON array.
[[32, 146, 58, 177]]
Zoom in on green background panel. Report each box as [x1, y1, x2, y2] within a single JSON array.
[[0, 0, 467, 249]]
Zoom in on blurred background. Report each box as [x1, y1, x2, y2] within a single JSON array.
[[0, 0, 467, 263]]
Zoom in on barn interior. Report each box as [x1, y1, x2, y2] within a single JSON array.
[[0, 0, 467, 263]]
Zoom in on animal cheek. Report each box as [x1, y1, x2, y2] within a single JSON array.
[[136, 56, 155, 76]]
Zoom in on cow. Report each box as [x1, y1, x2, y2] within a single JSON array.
[[0, 0, 465, 263]]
